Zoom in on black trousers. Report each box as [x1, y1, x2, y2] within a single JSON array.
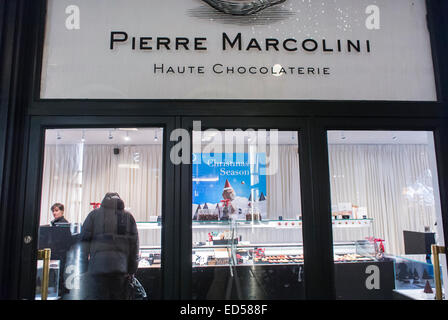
[[85, 273, 128, 300]]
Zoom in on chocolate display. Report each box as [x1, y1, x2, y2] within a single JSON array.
[[246, 212, 261, 221], [334, 253, 374, 262], [192, 250, 375, 266], [198, 213, 219, 221], [254, 254, 304, 265], [196, 203, 219, 221]]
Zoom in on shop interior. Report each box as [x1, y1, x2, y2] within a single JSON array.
[[190, 129, 446, 299], [36, 128, 446, 300], [37, 128, 163, 299]]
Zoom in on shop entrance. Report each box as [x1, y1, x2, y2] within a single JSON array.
[[19, 116, 178, 300], [178, 118, 448, 301], [16, 116, 448, 300], [191, 128, 304, 299], [179, 117, 320, 300]]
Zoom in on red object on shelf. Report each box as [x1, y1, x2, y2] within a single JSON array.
[[255, 248, 265, 258], [90, 202, 101, 209], [366, 237, 386, 253]]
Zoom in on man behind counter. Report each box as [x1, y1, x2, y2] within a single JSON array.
[[50, 203, 69, 226]]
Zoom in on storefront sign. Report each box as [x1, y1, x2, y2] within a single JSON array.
[[41, 0, 436, 100]]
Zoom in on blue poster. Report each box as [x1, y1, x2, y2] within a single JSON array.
[[192, 153, 267, 219]]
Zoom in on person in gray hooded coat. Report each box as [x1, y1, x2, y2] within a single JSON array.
[[80, 192, 139, 300]]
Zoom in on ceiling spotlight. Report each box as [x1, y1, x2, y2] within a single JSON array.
[[124, 131, 130, 141], [154, 130, 158, 142], [81, 130, 85, 143]]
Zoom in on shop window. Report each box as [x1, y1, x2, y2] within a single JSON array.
[[36, 128, 163, 300], [327, 131, 446, 300], [191, 130, 304, 299]]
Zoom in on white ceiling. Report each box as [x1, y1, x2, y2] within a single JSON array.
[[45, 128, 431, 145], [45, 128, 163, 145], [327, 130, 430, 145]]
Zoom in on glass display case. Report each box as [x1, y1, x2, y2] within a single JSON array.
[[137, 218, 376, 268], [391, 254, 444, 299], [393, 255, 436, 289], [136, 222, 162, 268], [190, 218, 376, 268]]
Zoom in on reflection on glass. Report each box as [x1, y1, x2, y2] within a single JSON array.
[[327, 131, 446, 300], [37, 128, 163, 300], [191, 130, 304, 300]]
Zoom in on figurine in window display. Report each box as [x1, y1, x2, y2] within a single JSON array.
[[193, 204, 201, 220], [222, 179, 236, 202], [397, 264, 411, 284], [79, 192, 139, 300], [422, 268, 432, 281], [423, 280, 433, 294], [214, 204, 221, 219], [220, 179, 236, 220], [199, 203, 209, 220], [412, 269, 420, 283], [220, 202, 231, 221]]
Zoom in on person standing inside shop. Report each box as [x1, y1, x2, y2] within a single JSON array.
[[79, 192, 139, 300], [50, 203, 69, 225]]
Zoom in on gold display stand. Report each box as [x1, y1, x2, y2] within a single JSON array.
[[431, 244, 446, 300], [37, 249, 51, 300]]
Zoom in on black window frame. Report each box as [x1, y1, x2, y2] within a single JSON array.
[[0, 0, 447, 300]]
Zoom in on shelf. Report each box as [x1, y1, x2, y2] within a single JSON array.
[[191, 219, 372, 229], [136, 219, 373, 230]]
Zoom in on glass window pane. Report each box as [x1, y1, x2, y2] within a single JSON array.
[[191, 130, 304, 300], [327, 131, 446, 300], [37, 128, 163, 300]]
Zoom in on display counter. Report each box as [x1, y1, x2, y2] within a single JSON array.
[[136, 218, 373, 247], [51, 219, 397, 300], [135, 218, 396, 300], [135, 259, 395, 300], [136, 219, 375, 268]]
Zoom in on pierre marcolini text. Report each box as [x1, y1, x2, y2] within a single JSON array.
[[110, 31, 372, 53]]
